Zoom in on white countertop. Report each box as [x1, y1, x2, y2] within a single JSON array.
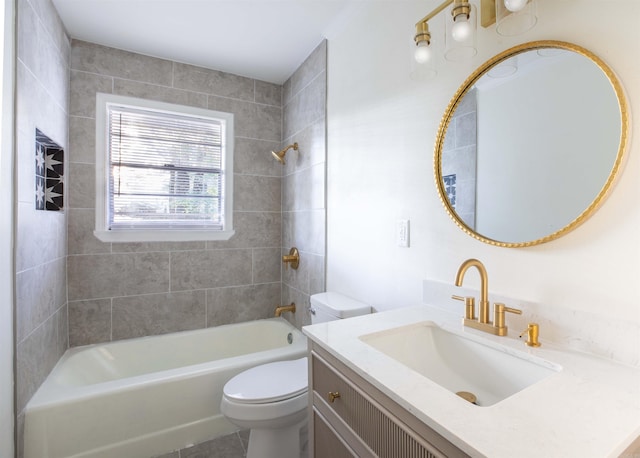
[[302, 305, 640, 458]]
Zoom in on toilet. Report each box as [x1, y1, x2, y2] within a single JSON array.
[[220, 292, 371, 458]]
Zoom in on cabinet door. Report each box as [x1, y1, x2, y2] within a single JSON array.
[[313, 410, 356, 458], [310, 347, 470, 458]]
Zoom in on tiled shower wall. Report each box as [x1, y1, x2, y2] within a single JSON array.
[[67, 41, 285, 346], [281, 41, 327, 328], [15, 0, 70, 449], [441, 87, 477, 228]]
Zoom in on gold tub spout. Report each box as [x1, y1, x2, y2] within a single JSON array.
[[274, 302, 296, 317]]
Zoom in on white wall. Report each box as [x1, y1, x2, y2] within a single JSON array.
[[325, 0, 640, 366], [0, 0, 14, 455]]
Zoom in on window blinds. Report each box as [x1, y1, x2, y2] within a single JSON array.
[[107, 105, 225, 230]]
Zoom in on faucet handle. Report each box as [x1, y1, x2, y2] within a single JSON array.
[[493, 303, 522, 330], [452, 295, 476, 320]]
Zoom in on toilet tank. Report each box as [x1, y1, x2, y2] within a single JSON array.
[[310, 292, 371, 324]]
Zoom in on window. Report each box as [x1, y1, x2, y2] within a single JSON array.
[[95, 94, 234, 242]]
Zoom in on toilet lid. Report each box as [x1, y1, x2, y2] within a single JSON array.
[[223, 357, 308, 404]]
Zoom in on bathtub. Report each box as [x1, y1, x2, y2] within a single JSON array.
[[24, 317, 307, 458]]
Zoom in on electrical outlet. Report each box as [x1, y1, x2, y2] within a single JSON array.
[[397, 219, 410, 247]]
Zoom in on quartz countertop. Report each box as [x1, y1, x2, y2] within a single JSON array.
[[302, 305, 640, 458]]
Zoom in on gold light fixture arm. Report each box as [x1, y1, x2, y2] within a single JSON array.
[[415, 0, 497, 33], [416, 0, 455, 27]]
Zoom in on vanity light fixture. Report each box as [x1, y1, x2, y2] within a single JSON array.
[[271, 142, 298, 165], [414, 0, 537, 64]]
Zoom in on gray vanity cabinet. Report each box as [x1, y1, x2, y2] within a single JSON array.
[[309, 343, 471, 458]]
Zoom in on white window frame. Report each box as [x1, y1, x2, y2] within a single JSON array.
[[94, 93, 235, 242]]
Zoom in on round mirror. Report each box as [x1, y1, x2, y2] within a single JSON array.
[[435, 41, 628, 247]]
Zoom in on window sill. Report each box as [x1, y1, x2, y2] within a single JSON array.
[[93, 229, 235, 243]]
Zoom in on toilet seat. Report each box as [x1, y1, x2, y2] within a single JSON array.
[[223, 357, 308, 404]]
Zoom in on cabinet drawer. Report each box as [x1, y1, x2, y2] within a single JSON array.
[[312, 352, 446, 458], [313, 409, 357, 458]]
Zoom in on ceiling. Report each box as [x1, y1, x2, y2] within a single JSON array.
[[52, 0, 353, 84]]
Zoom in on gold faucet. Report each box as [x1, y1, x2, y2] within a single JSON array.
[[453, 258, 521, 336], [282, 247, 300, 270], [274, 302, 296, 317], [455, 258, 490, 324]]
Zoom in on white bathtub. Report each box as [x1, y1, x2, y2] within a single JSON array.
[[24, 318, 308, 458]]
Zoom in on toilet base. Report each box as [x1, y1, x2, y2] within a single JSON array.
[[246, 419, 307, 458]]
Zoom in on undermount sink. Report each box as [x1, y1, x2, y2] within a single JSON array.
[[359, 321, 561, 406]]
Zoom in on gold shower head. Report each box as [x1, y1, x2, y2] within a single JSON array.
[[271, 142, 298, 165]]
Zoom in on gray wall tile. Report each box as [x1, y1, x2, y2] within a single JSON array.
[[17, 0, 40, 78], [255, 80, 282, 106], [207, 283, 280, 327], [16, 258, 66, 342], [234, 175, 281, 212], [287, 39, 327, 101], [114, 78, 208, 109], [25, 0, 70, 55], [281, 283, 312, 329], [69, 116, 96, 164], [173, 62, 254, 101], [67, 162, 95, 209], [68, 299, 112, 346], [234, 137, 282, 177], [281, 41, 327, 322], [112, 291, 206, 340], [111, 241, 205, 253], [70, 70, 113, 118], [282, 117, 326, 175], [253, 248, 282, 284], [308, 254, 326, 296], [15, 0, 69, 438], [282, 77, 292, 109], [209, 95, 282, 142], [171, 249, 252, 291], [207, 211, 281, 249], [16, 311, 64, 412], [68, 252, 170, 301], [16, 62, 68, 152], [283, 71, 326, 140], [282, 210, 326, 255], [71, 40, 173, 86], [16, 203, 66, 272], [67, 41, 285, 346], [67, 208, 110, 255]]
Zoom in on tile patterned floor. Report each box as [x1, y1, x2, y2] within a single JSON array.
[[153, 426, 309, 458], [153, 430, 249, 458]]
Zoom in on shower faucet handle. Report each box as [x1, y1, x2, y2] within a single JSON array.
[[282, 247, 300, 270]]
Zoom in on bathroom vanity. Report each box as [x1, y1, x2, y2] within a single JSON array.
[[303, 306, 640, 457], [310, 342, 469, 457]]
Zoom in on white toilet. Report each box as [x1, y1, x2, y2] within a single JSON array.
[[220, 292, 371, 458]]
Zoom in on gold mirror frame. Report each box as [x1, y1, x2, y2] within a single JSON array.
[[434, 40, 629, 248]]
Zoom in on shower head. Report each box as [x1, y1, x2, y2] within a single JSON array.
[[271, 142, 298, 165]]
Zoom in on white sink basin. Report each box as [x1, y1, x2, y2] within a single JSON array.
[[359, 321, 561, 406]]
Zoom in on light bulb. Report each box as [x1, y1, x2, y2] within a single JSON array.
[[451, 17, 471, 42], [414, 41, 431, 63], [504, 0, 528, 12]]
